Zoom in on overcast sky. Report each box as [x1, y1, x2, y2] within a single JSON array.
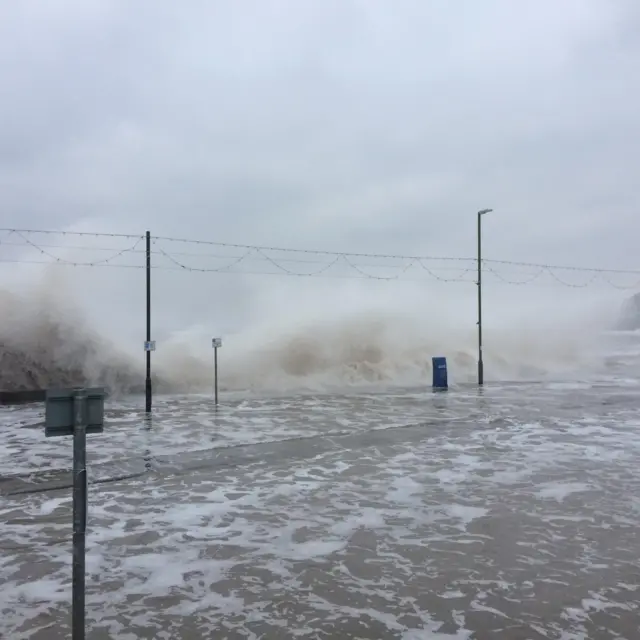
[[1, 0, 638, 345]]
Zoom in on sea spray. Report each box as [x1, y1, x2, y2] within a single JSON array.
[[0, 247, 621, 395]]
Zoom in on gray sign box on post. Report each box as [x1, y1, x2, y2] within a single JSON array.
[[45, 388, 106, 437], [42, 387, 106, 639]]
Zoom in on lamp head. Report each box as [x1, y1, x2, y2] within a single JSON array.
[[478, 208, 493, 215]]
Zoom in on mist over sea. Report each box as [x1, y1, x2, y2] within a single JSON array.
[[0, 242, 625, 397]]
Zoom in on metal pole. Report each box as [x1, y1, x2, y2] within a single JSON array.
[[72, 388, 87, 640], [477, 208, 492, 386], [477, 212, 483, 386], [214, 347, 219, 406], [145, 231, 152, 413]]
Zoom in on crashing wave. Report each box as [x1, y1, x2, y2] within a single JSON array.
[[0, 287, 148, 395], [616, 293, 640, 331]]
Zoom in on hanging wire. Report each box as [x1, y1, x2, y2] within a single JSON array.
[[0, 227, 638, 288]]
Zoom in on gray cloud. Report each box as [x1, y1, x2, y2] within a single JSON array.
[[1, 0, 638, 269]]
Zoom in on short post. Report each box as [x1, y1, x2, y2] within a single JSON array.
[[432, 356, 448, 390], [45, 387, 105, 640], [212, 338, 222, 405]]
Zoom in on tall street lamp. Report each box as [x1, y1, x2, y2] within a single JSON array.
[[477, 208, 493, 386]]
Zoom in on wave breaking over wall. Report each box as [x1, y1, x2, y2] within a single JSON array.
[[0, 275, 617, 396], [0, 287, 146, 394]]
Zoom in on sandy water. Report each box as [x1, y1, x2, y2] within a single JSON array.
[[1, 334, 640, 639]]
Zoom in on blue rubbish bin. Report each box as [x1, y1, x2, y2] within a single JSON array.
[[432, 356, 448, 389]]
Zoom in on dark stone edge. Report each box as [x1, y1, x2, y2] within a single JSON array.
[[0, 389, 47, 405]]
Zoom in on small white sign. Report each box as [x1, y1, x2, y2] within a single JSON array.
[[212, 338, 222, 348], [144, 341, 156, 352]]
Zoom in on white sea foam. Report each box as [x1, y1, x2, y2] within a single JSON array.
[[2, 388, 640, 638], [2, 392, 639, 638]]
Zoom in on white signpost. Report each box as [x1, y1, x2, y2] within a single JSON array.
[[144, 341, 156, 352], [212, 338, 222, 405]]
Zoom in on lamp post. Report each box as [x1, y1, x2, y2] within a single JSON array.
[[145, 230, 152, 413], [477, 208, 492, 386]]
